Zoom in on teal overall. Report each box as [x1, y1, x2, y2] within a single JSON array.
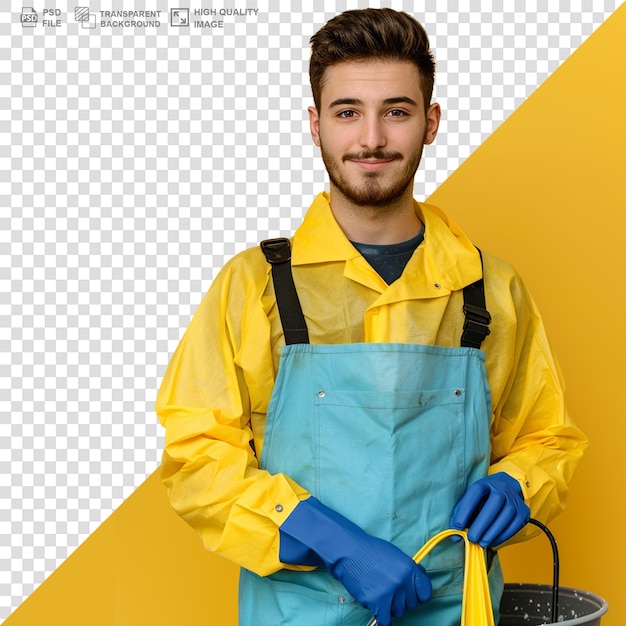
[[238, 240, 504, 625]]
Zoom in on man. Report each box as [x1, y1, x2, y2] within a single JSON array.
[[157, 9, 587, 626]]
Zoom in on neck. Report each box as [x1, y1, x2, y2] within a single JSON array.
[[328, 185, 422, 245]]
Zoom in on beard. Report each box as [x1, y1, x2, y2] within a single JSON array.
[[319, 140, 425, 209]]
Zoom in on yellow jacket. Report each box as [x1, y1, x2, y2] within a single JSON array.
[[156, 192, 587, 576]]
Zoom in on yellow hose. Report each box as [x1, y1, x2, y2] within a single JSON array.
[[411, 529, 495, 626], [366, 528, 495, 626]]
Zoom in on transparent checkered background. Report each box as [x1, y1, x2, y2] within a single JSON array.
[[1, 0, 621, 620]]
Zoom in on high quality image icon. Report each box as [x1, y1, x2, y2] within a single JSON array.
[[170, 8, 189, 27]]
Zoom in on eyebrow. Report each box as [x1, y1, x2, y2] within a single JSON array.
[[328, 96, 419, 108]]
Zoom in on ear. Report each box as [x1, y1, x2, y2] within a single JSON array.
[[424, 103, 441, 146], [308, 106, 321, 147]]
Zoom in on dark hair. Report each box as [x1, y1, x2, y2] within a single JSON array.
[[309, 8, 435, 111]]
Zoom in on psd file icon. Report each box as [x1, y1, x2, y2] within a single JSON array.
[[21, 7, 38, 26]]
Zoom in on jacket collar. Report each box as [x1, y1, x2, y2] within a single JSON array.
[[291, 191, 483, 297]]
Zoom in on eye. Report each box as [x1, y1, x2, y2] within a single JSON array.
[[386, 109, 409, 118], [337, 110, 358, 119]]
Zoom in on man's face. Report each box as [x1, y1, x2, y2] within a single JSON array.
[[309, 60, 440, 208]]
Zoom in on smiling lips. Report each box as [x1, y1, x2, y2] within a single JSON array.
[[351, 159, 396, 170], [346, 154, 401, 171]]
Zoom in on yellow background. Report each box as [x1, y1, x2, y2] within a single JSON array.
[[7, 4, 625, 625]]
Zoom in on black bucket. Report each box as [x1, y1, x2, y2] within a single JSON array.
[[500, 583, 608, 625], [499, 520, 608, 625]]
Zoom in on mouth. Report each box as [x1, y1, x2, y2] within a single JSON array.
[[348, 157, 398, 171]]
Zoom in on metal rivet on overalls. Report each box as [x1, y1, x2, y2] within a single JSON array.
[[317, 390, 326, 398], [275, 504, 283, 513], [338, 596, 346, 604], [454, 389, 462, 396]]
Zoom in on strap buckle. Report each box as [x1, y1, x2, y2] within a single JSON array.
[[260, 238, 291, 264], [461, 303, 492, 348]]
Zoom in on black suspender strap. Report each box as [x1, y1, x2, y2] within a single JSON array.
[[260, 238, 310, 345], [461, 249, 491, 349]]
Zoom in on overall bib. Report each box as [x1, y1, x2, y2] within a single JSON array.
[[239, 240, 504, 626]]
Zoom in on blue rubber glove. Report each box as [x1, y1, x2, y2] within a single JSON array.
[[450, 472, 530, 547], [279, 497, 432, 626]]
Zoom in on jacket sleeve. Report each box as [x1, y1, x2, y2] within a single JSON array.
[[155, 255, 311, 576], [486, 266, 588, 541]]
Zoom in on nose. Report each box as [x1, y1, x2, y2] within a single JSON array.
[[359, 116, 387, 151]]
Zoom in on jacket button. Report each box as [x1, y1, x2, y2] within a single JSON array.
[[317, 390, 326, 398], [275, 504, 283, 512]]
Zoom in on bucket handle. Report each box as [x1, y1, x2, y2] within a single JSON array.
[[528, 518, 560, 625]]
